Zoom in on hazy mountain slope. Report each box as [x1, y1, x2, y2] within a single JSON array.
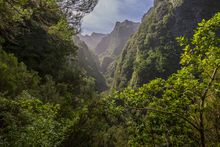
[[96, 20, 140, 74], [96, 20, 140, 57], [78, 33, 106, 51], [74, 37, 107, 91], [112, 0, 220, 90]]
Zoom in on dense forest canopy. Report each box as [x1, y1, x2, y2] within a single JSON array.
[[0, 0, 220, 146]]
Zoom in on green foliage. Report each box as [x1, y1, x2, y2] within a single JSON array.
[[0, 92, 65, 147], [0, 0, 219, 146], [179, 13, 220, 71], [71, 12, 220, 146], [113, 0, 220, 90], [0, 0, 76, 79], [0, 50, 40, 97], [0, 47, 94, 147], [0, 0, 99, 146]]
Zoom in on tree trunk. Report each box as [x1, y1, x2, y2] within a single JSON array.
[[199, 66, 219, 147], [200, 107, 205, 147]]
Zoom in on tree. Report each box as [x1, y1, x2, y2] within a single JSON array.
[[0, 0, 98, 87], [57, 0, 98, 32], [177, 12, 220, 146], [0, 92, 69, 147], [0, 0, 99, 146], [94, 13, 220, 146]]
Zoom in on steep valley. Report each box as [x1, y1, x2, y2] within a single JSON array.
[[77, 0, 220, 91], [1, 0, 220, 146], [74, 36, 107, 91], [78, 20, 140, 87]]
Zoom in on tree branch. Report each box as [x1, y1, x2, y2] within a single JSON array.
[[5, 0, 24, 15], [201, 66, 220, 101], [127, 107, 200, 132]]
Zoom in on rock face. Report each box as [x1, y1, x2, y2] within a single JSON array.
[[112, 0, 220, 90], [78, 33, 106, 51], [96, 20, 140, 57], [100, 57, 114, 73], [96, 20, 140, 74], [74, 37, 107, 91]]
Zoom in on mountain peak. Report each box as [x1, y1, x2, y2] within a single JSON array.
[[123, 19, 133, 23], [114, 20, 140, 29], [78, 33, 107, 50], [91, 32, 106, 37]]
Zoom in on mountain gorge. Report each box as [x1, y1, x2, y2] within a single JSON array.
[[77, 0, 220, 90], [1, 0, 220, 146], [74, 36, 107, 91], [78, 20, 140, 86]]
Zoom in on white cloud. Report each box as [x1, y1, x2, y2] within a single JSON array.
[[81, 0, 153, 35]]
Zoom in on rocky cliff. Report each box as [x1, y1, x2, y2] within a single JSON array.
[[96, 20, 140, 74], [96, 20, 140, 57]]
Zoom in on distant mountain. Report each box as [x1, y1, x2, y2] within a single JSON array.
[[74, 36, 107, 92], [78, 33, 106, 51], [96, 20, 140, 57], [112, 0, 220, 90], [96, 20, 140, 74]]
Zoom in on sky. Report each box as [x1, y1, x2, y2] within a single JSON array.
[[81, 0, 154, 35]]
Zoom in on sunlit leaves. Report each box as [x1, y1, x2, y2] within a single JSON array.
[[0, 92, 65, 147], [96, 12, 220, 146], [48, 18, 74, 40]]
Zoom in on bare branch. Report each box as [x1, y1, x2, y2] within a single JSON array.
[[57, 0, 98, 32]]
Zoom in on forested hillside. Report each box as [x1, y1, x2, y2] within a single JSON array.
[[63, 13, 220, 146], [74, 36, 107, 91], [78, 20, 140, 87], [112, 0, 220, 90], [0, 0, 220, 147], [0, 0, 98, 146]]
